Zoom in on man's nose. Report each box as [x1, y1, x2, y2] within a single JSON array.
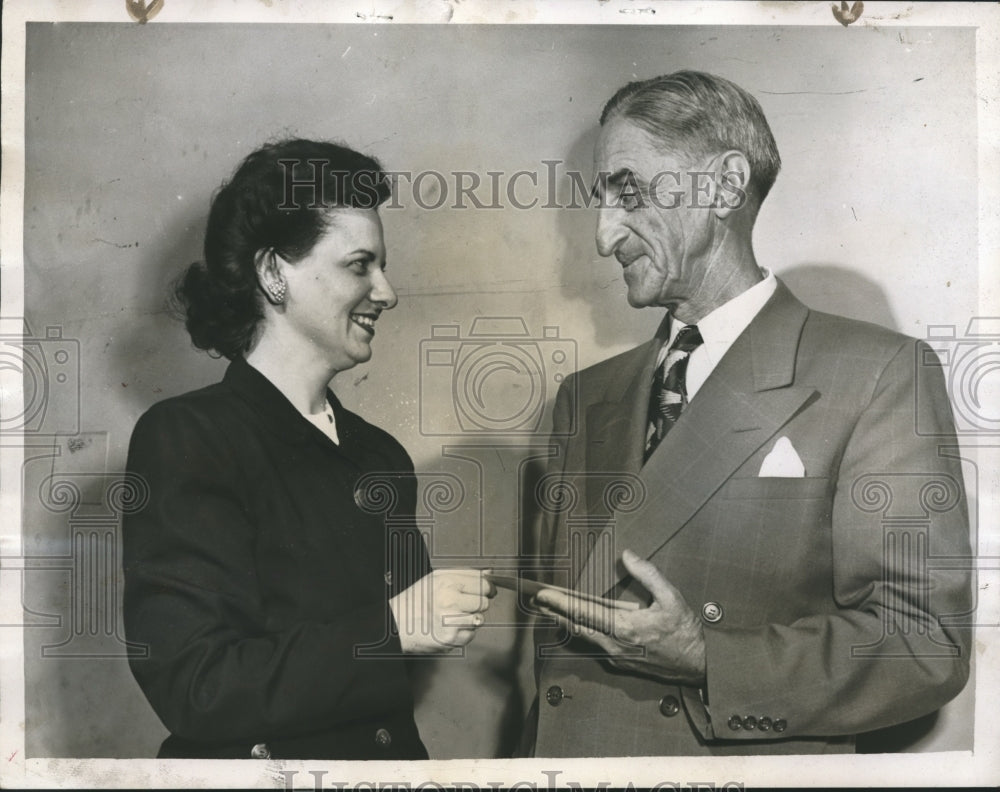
[[370, 268, 398, 310], [595, 207, 628, 258]]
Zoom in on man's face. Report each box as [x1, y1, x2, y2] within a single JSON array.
[[593, 116, 719, 314]]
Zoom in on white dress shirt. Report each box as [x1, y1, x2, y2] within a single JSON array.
[[657, 268, 777, 400]]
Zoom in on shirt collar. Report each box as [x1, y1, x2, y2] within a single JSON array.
[[665, 267, 777, 364]]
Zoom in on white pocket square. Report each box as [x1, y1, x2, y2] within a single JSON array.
[[758, 436, 805, 477]]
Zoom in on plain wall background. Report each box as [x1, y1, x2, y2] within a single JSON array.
[[21, 22, 978, 758]]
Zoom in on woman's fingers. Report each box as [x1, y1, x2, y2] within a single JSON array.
[[433, 571, 494, 613], [445, 591, 490, 613], [442, 612, 486, 628], [435, 611, 485, 648], [393, 570, 491, 654], [435, 569, 496, 597]]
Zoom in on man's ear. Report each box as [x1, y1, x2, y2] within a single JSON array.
[[712, 150, 751, 219], [254, 248, 287, 305]]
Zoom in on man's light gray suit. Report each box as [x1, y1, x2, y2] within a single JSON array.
[[530, 280, 972, 756]]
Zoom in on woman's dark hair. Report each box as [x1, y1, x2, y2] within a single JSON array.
[[174, 138, 391, 359]]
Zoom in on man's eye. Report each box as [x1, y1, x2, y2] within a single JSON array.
[[619, 190, 641, 211], [348, 260, 368, 273]]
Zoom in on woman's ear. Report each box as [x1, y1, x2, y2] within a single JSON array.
[[254, 248, 287, 305], [712, 150, 751, 219]]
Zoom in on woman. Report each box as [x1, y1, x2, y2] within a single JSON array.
[[122, 139, 492, 760]]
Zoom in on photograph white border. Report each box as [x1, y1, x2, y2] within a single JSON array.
[[1, 1, 997, 788]]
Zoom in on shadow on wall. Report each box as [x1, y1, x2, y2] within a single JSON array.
[[107, 206, 223, 412], [777, 263, 900, 333], [548, 133, 907, 352]]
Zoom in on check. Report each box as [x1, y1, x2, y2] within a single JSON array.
[[485, 573, 642, 611]]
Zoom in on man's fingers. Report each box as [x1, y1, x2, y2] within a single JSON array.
[[621, 549, 675, 605], [536, 606, 618, 650], [534, 589, 615, 634]]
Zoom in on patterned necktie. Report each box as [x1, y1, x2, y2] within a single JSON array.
[[644, 324, 703, 463]]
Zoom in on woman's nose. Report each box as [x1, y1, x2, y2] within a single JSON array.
[[370, 268, 398, 310]]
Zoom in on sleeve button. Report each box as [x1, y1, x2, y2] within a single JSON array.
[[701, 601, 723, 623], [375, 728, 392, 746], [727, 714, 743, 731], [742, 715, 757, 730], [758, 716, 772, 731], [773, 718, 787, 733], [658, 695, 680, 717], [250, 743, 271, 759]]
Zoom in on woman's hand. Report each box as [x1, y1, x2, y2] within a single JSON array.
[[389, 569, 495, 653]]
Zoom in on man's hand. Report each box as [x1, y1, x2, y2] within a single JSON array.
[[390, 569, 495, 654], [534, 549, 706, 685]]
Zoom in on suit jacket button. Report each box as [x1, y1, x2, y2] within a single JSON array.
[[701, 601, 723, 623], [773, 718, 787, 733], [375, 728, 392, 747], [743, 715, 757, 730], [250, 743, 271, 759], [658, 695, 680, 717], [758, 716, 772, 731], [727, 715, 743, 731], [546, 685, 565, 706]]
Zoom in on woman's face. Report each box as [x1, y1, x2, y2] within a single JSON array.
[[280, 208, 397, 372]]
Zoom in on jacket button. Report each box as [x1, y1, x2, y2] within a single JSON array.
[[701, 601, 723, 624], [758, 716, 772, 731], [546, 685, 565, 706], [658, 695, 680, 717], [250, 742, 271, 759], [743, 715, 757, 730], [384, 570, 393, 587], [727, 715, 743, 731], [773, 718, 787, 733], [375, 728, 392, 746]]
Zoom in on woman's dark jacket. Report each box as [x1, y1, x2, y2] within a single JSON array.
[[122, 357, 431, 759]]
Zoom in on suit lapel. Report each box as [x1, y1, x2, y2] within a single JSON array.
[[575, 280, 817, 596], [585, 340, 660, 479], [583, 314, 671, 515]]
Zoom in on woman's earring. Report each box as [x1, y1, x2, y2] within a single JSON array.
[[267, 280, 287, 304]]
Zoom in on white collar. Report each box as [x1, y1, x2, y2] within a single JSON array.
[[664, 267, 777, 365]]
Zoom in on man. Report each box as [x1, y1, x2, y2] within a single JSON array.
[[525, 70, 972, 756]]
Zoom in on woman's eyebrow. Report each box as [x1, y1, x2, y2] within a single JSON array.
[[344, 248, 387, 268]]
